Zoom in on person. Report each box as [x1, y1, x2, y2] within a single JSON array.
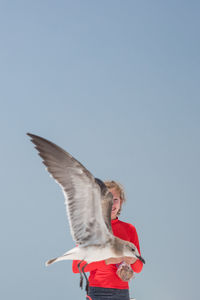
[[72, 181, 143, 300]]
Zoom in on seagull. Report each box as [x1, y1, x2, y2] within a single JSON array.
[[27, 133, 145, 291]]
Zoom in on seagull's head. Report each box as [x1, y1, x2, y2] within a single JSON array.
[[124, 241, 146, 264]]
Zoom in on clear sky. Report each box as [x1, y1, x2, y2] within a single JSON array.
[[0, 1, 199, 299]]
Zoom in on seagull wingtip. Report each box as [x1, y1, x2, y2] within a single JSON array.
[[26, 132, 33, 138], [45, 257, 57, 266]]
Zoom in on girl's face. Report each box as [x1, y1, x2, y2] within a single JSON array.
[[110, 188, 121, 220]]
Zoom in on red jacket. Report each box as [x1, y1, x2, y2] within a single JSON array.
[[72, 218, 143, 289]]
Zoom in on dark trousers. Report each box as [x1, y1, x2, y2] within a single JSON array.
[[86, 286, 130, 300]]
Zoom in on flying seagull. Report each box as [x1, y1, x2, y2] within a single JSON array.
[[27, 133, 145, 290]]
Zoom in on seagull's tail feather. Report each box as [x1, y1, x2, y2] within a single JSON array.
[[45, 247, 81, 266]]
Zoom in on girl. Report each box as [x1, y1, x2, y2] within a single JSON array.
[[72, 181, 143, 300]]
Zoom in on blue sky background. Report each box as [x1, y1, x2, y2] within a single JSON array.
[[0, 1, 199, 299]]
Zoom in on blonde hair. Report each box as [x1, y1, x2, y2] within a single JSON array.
[[104, 180, 126, 202], [104, 180, 126, 211], [104, 181, 126, 217]]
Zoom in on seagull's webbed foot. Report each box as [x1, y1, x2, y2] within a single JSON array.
[[77, 260, 84, 289], [79, 274, 83, 289], [82, 263, 89, 293], [85, 280, 89, 294]]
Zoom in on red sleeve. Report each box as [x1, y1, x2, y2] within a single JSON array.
[[128, 224, 143, 273], [72, 259, 106, 273]]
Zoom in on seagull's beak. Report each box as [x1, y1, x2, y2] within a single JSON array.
[[136, 255, 146, 264]]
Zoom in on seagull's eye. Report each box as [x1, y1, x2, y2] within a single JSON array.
[[132, 248, 135, 252]]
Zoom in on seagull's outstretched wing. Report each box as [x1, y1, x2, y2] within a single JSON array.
[[27, 133, 111, 246]]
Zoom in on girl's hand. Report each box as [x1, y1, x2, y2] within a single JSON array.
[[123, 257, 137, 264], [116, 262, 134, 281], [105, 257, 137, 265]]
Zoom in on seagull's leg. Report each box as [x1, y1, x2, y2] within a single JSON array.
[[81, 263, 89, 293], [77, 260, 84, 289]]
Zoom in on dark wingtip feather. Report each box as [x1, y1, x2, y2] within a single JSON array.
[[26, 133, 40, 142], [27, 132, 40, 139], [26, 132, 33, 137], [45, 258, 57, 266]]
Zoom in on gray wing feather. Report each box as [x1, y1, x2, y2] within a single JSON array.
[[27, 133, 111, 246], [101, 192, 113, 233], [94, 178, 113, 233]]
